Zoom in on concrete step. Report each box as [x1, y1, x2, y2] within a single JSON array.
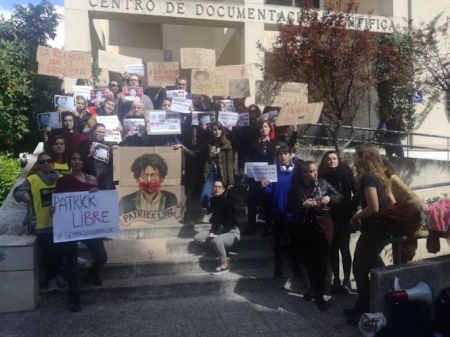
[[38, 267, 307, 307]]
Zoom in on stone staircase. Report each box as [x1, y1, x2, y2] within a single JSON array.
[[38, 180, 304, 307]]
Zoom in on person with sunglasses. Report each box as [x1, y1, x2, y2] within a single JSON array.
[[120, 74, 154, 124], [14, 153, 65, 292]]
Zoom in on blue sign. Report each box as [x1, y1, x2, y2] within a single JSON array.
[[413, 90, 423, 104]]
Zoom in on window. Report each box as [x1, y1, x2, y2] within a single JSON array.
[[265, 0, 321, 8]]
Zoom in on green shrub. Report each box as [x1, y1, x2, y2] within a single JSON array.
[[0, 152, 21, 206]]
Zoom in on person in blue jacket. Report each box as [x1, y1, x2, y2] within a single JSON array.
[[261, 145, 300, 278]]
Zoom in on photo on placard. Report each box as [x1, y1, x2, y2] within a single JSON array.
[[123, 86, 143, 101], [92, 142, 111, 164], [90, 89, 109, 104], [54, 95, 75, 111], [37, 112, 61, 130], [123, 118, 146, 133]]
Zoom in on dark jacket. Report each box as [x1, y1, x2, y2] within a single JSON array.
[[209, 194, 239, 234]]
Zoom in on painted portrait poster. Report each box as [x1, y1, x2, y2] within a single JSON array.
[[90, 88, 109, 104]]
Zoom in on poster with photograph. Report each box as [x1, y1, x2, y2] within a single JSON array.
[[147, 110, 181, 135], [90, 89, 109, 104], [123, 118, 146, 134], [220, 100, 235, 112], [54, 95, 75, 111], [191, 111, 215, 126], [73, 86, 92, 100], [125, 64, 144, 77], [37, 112, 61, 130], [166, 90, 186, 99], [123, 86, 143, 101], [258, 110, 279, 124], [237, 112, 249, 127], [92, 142, 110, 164], [171, 97, 192, 113], [229, 78, 251, 99], [96, 116, 122, 143]]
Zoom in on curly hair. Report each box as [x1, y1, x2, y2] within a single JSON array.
[[354, 144, 390, 192], [44, 135, 68, 163], [318, 150, 341, 175], [130, 154, 168, 180]]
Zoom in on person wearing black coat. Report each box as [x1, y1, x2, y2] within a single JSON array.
[[318, 151, 359, 295]]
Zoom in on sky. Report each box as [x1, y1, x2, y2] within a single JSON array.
[[0, 0, 65, 48]]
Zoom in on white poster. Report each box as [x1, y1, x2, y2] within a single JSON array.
[[73, 86, 93, 101], [92, 142, 110, 164], [171, 97, 192, 113], [96, 116, 122, 142], [148, 111, 181, 134], [125, 64, 144, 77], [166, 90, 186, 98], [218, 111, 238, 127], [52, 190, 120, 243], [245, 162, 268, 179], [250, 165, 278, 182]]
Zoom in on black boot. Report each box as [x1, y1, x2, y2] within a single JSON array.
[[70, 296, 81, 313]]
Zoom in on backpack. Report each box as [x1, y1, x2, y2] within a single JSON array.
[[435, 287, 450, 337]]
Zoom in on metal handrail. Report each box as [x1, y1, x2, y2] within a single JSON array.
[[410, 182, 450, 191]]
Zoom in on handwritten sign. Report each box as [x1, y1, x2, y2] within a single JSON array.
[[255, 80, 308, 105], [52, 190, 120, 243], [73, 86, 92, 100], [147, 62, 180, 86], [104, 239, 167, 263], [180, 48, 215, 69], [277, 103, 324, 126], [125, 64, 144, 77], [37, 46, 92, 78], [120, 204, 183, 227], [98, 50, 142, 72], [245, 162, 268, 178], [211, 70, 228, 96], [229, 78, 251, 99], [237, 112, 249, 126], [216, 64, 254, 79], [218, 111, 238, 127], [249, 165, 278, 182], [171, 97, 192, 113], [273, 96, 307, 107]]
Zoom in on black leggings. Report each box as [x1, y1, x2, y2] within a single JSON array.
[[36, 233, 64, 279], [329, 231, 352, 282]]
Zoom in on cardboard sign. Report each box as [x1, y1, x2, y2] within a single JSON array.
[[166, 90, 186, 99], [90, 89, 109, 104], [191, 69, 227, 96], [147, 110, 182, 135], [249, 165, 278, 182], [218, 111, 238, 127], [147, 62, 180, 86], [92, 142, 110, 164], [98, 50, 142, 72], [216, 64, 254, 80], [237, 112, 249, 127], [123, 86, 143, 101], [245, 162, 268, 178], [37, 45, 92, 78], [37, 112, 61, 130], [73, 86, 93, 100], [273, 96, 307, 107], [229, 78, 251, 99], [255, 80, 308, 105], [125, 64, 144, 77], [277, 103, 324, 126], [96, 116, 122, 142], [171, 97, 192, 113], [52, 190, 120, 243], [54, 95, 75, 111], [104, 239, 167, 263], [180, 48, 216, 69]]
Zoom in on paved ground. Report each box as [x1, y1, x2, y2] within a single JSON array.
[[1, 288, 361, 337]]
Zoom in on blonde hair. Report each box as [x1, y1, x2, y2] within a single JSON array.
[[354, 144, 390, 192], [132, 100, 144, 109]]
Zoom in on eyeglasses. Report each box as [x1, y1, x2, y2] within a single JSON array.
[[38, 159, 53, 165], [139, 173, 161, 180], [95, 131, 106, 135]]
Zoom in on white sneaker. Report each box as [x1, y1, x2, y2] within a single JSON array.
[[77, 257, 87, 266], [55, 274, 67, 288], [47, 278, 58, 292]]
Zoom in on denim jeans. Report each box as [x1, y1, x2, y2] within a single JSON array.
[[200, 165, 222, 209]]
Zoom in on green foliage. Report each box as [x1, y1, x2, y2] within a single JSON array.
[[0, 152, 22, 206], [0, 0, 62, 153]]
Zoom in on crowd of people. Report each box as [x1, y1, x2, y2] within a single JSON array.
[[14, 73, 426, 329]]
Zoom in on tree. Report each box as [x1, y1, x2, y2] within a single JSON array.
[[258, 0, 412, 152], [0, 0, 62, 153]]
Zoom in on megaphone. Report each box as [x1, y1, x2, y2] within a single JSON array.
[[385, 277, 433, 306]]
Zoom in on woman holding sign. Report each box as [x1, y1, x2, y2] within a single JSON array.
[[53, 149, 108, 313], [122, 101, 148, 147], [173, 121, 234, 210]]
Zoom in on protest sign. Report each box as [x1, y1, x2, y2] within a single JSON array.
[[90, 88, 109, 104], [220, 100, 235, 112], [147, 110, 181, 135], [37, 45, 91, 78], [210, 70, 228, 97], [37, 112, 61, 130], [73, 86, 92, 100], [237, 112, 249, 127], [191, 111, 215, 126], [123, 118, 146, 133], [216, 64, 254, 80], [218, 111, 238, 127], [191, 69, 227, 96], [166, 90, 186, 98], [229, 78, 251, 99], [273, 96, 307, 107], [98, 50, 142, 72], [104, 239, 167, 263], [96, 116, 122, 142], [52, 190, 120, 243], [54, 95, 75, 111], [171, 97, 192, 113], [122, 86, 143, 101], [255, 80, 308, 105], [250, 165, 278, 182], [147, 62, 180, 87], [277, 103, 324, 126], [258, 110, 279, 124], [245, 162, 268, 179], [92, 142, 110, 164], [125, 64, 144, 77], [180, 48, 215, 69]]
